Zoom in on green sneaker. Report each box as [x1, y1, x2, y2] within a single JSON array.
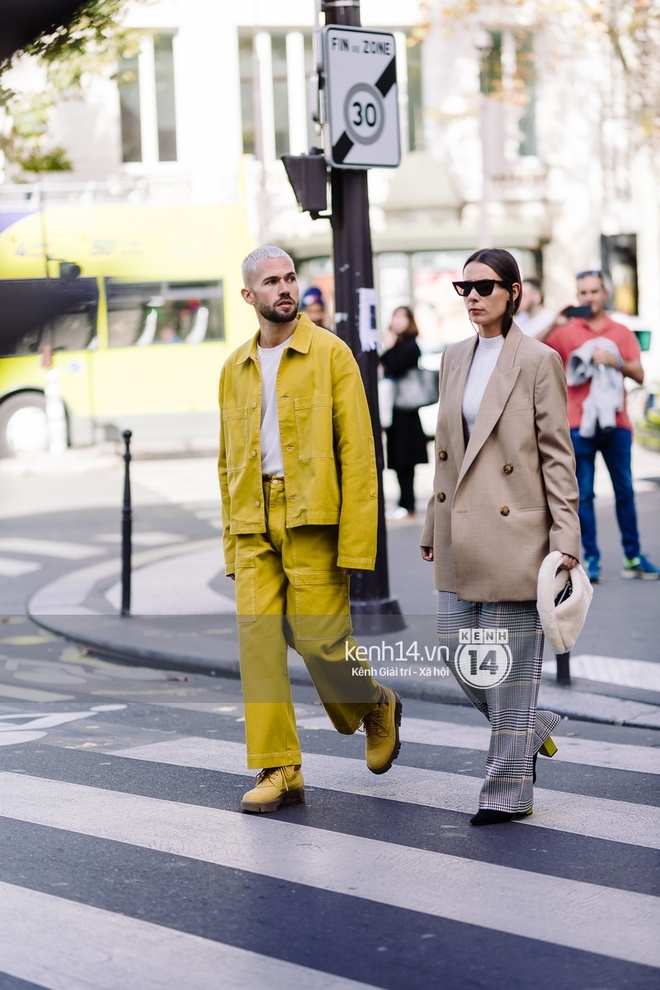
[[584, 556, 601, 583], [621, 554, 660, 580]]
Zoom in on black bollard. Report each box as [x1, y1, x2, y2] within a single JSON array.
[[556, 652, 571, 685], [121, 429, 132, 616]]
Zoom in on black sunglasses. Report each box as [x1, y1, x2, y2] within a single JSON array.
[[452, 279, 508, 297], [577, 270, 602, 279]]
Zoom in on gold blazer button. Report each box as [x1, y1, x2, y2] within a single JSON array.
[[438, 450, 448, 461], [437, 492, 446, 502], [503, 463, 513, 474], [500, 506, 510, 516]]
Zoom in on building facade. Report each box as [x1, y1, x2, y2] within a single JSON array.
[[2, 0, 658, 371]]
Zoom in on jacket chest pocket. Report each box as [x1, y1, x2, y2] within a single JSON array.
[[223, 408, 249, 471], [294, 395, 333, 459], [504, 398, 532, 414]]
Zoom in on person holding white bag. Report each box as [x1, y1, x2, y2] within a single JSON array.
[[421, 248, 584, 826], [380, 306, 429, 519]]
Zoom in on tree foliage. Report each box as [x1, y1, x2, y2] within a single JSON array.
[[434, 0, 660, 144], [0, 0, 142, 176]]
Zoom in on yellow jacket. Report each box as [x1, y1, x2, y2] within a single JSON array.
[[218, 313, 378, 575]]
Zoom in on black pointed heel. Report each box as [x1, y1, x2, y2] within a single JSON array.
[[470, 808, 533, 826]]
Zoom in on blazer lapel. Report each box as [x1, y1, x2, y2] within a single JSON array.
[[456, 326, 523, 489], [445, 335, 478, 469]]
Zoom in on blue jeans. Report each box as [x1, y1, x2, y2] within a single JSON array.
[[571, 426, 640, 560]]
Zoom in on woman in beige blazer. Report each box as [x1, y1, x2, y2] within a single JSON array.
[[421, 248, 581, 826]]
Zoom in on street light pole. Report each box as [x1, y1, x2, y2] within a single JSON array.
[[321, 0, 403, 632]]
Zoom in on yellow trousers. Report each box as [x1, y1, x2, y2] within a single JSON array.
[[234, 478, 381, 769]]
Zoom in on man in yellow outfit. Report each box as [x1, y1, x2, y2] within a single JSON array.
[[219, 245, 402, 813]]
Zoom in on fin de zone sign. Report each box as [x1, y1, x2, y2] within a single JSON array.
[[323, 25, 401, 169]]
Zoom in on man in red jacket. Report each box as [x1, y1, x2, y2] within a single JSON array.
[[542, 271, 658, 583]]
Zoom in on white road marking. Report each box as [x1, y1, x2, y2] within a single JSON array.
[[130, 459, 219, 505], [296, 714, 660, 776], [0, 731, 48, 746], [0, 771, 658, 969], [0, 707, 126, 747], [0, 538, 105, 560], [0, 881, 374, 990], [95, 532, 187, 546], [28, 538, 223, 616], [104, 547, 234, 615], [0, 558, 41, 577], [0, 685, 73, 702], [110, 736, 660, 850], [559, 655, 660, 694], [192, 509, 223, 530]]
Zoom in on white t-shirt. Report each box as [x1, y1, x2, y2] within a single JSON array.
[[257, 338, 288, 476], [462, 334, 505, 437], [516, 307, 555, 337]]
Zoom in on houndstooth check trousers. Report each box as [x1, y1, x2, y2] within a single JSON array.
[[437, 592, 561, 814]]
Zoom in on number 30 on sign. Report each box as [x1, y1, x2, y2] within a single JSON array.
[[323, 25, 400, 169]]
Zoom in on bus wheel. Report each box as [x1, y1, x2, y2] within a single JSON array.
[[0, 393, 48, 457]]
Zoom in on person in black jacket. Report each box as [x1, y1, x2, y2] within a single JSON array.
[[380, 306, 429, 519]]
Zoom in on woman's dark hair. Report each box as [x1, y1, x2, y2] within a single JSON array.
[[463, 248, 522, 336], [391, 305, 419, 341]]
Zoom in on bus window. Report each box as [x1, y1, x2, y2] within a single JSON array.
[[108, 306, 144, 348], [106, 280, 224, 346], [0, 278, 99, 357], [107, 282, 159, 348], [51, 305, 96, 352], [2, 304, 96, 356], [3, 326, 43, 357]]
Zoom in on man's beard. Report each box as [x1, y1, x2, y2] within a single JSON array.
[[255, 295, 299, 324]]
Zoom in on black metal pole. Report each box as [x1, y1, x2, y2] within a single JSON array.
[[121, 429, 132, 616], [556, 652, 571, 685], [323, 0, 403, 633]]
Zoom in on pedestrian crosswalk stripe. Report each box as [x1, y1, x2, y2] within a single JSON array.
[[297, 714, 660, 776], [564, 654, 660, 694], [0, 537, 105, 559], [109, 736, 660, 850], [0, 880, 376, 990], [0, 771, 658, 969]]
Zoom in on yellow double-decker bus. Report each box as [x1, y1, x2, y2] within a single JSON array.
[[0, 199, 254, 455]]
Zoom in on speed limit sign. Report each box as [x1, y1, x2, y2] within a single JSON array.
[[323, 25, 400, 169]]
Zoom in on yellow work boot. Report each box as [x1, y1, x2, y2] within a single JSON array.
[[241, 765, 305, 814], [362, 687, 402, 775]]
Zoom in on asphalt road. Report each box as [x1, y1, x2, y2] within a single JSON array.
[[3, 488, 660, 654], [0, 455, 659, 988], [0, 638, 658, 989]]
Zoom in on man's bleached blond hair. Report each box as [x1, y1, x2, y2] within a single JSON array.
[[242, 245, 295, 288]]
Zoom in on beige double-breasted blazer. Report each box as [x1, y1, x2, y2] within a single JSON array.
[[420, 324, 580, 602]]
